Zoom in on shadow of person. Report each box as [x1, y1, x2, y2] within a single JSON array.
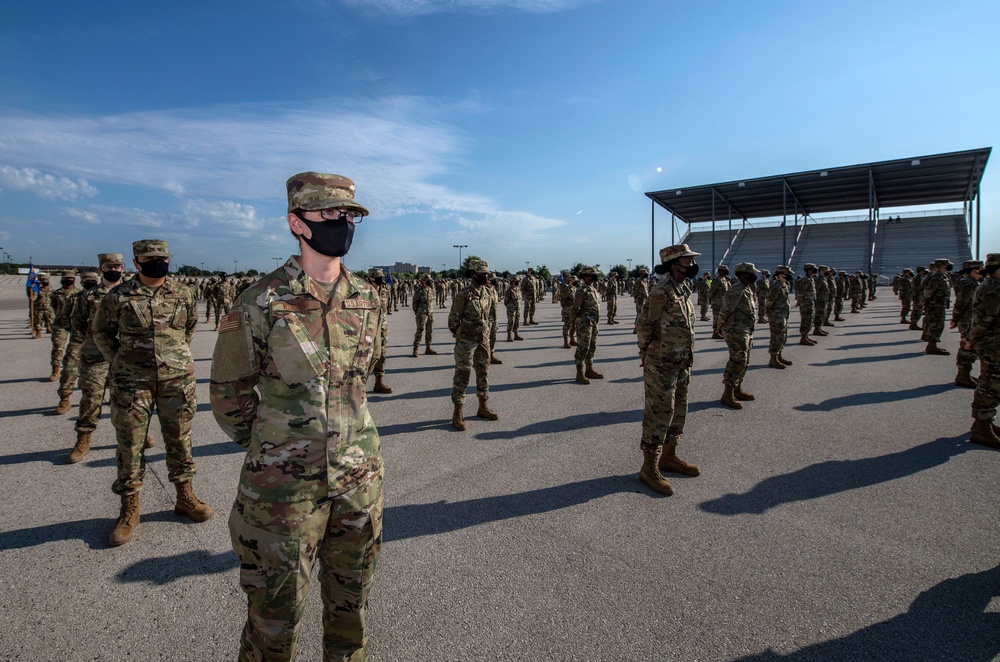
[[731, 564, 1000, 661], [795, 383, 954, 412], [115, 549, 239, 585], [384, 473, 645, 543], [473, 410, 643, 441], [699, 435, 969, 516], [0, 509, 183, 551]]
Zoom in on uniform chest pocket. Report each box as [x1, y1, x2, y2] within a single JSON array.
[[269, 315, 327, 385], [167, 299, 188, 329], [122, 300, 151, 329]]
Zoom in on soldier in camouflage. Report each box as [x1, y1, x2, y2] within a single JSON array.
[[213, 274, 236, 331], [812, 265, 831, 337], [559, 275, 577, 348], [631, 267, 649, 334], [411, 273, 437, 357], [606, 272, 619, 324], [35, 274, 54, 334], [449, 260, 499, 430], [897, 268, 914, 323], [54, 272, 98, 415], [210, 172, 384, 661], [47, 271, 79, 382], [755, 269, 770, 323], [572, 266, 603, 384], [635, 244, 701, 496], [922, 258, 953, 355], [909, 266, 928, 329], [952, 260, 984, 388], [795, 263, 818, 345], [708, 265, 729, 339], [697, 272, 711, 321], [66, 254, 124, 463], [765, 265, 795, 369], [93, 240, 211, 546], [504, 275, 523, 342], [719, 262, 759, 409], [966, 253, 1000, 450], [521, 268, 538, 325], [368, 268, 393, 394]]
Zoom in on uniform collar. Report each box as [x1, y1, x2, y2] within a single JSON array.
[[284, 255, 364, 302]]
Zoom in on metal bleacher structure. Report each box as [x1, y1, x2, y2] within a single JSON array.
[[645, 148, 990, 277]]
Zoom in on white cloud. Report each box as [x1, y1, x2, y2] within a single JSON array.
[[0, 165, 98, 201], [61, 207, 100, 223], [340, 0, 597, 16]]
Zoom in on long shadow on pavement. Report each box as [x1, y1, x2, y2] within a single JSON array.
[[809, 351, 926, 367], [0, 406, 59, 419], [0, 444, 116, 466], [699, 435, 969, 516], [383, 473, 648, 542], [730, 564, 1000, 662], [115, 549, 239, 585], [0, 509, 193, 551], [794, 383, 955, 411], [833, 339, 921, 351]]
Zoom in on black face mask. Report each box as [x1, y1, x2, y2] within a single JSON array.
[[944, 264, 953, 272], [684, 262, 699, 279], [61, 279, 75, 288], [137, 259, 169, 279], [102, 269, 123, 283], [372, 277, 384, 287], [82, 280, 98, 290], [744, 273, 758, 284], [296, 212, 354, 258], [473, 274, 489, 286]]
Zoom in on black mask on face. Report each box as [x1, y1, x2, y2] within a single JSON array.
[[473, 273, 489, 286], [683, 262, 699, 279], [61, 279, 75, 288], [82, 280, 98, 290], [372, 277, 384, 287], [944, 264, 953, 272], [743, 273, 758, 284], [295, 212, 354, 258], [102, 269, 123, 283], [137, 258, 169, 279]]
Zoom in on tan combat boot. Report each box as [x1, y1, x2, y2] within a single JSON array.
[[568, 335, 576, 346], [700, 313, 709, 321], [734, 384, 755, 401], [108, 493, 140, 546], [639, 449, 674, 496], [507, 331, 513, 342], [575, 365, 590, 385], [659, 444, 700, 476], [490, 354, 503, 365], [563, 334, 571, 349], [55, 396, 71, 415], [476, 397, 499, 420], [955, 366, 978, 388], [778, 352, 794, 366], [721, 384, 742, 409], [813, 325, 829, 336], [145, 436, 155, 448], [373, 376, 393, 394], [970, 419, 1000, 450], [175, 481, 213, 522], [514, 331, 525, 341], [412, 344, 419, 358], [47, 367, 60, 382], [584, 363, 603, 379], [926, 341, 950, 355], [67, 432, 91, 463], [712, 329, 724, 340], [451, 403, 466, 431], [799, 334, 816, 346], [425, 343, 438, 355], [768, 353, 785, 369]]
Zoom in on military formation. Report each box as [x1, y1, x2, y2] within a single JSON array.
[[15, 165, 999, 661]]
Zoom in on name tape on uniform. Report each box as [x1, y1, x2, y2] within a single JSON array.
[[343, 299, 380, 310]]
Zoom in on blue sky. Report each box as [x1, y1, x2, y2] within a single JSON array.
[[0, 0, 997, 274]]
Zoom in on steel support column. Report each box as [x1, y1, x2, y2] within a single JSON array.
[[976, 191, 982, 260], [782, 184, 787, 264], [712, 192, 717, 268], [650, 199, 655, 274]]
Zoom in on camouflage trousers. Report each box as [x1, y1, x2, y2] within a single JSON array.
[[910, 299, 923, 323], [798, 301, 815, 335], [372, 326, 388, 378], [816, 299, 830, 326], [230, 476, 383, 662], [768, 312, 789, 354], [957, 321, 978, 369], [215, 298, 233, 325], [110, 374, 197, 495], [574, 317, 598, 366], [58, 338, 84, 399], [606, 297, 617, 320], [50, 327, 70, 370], [505, 302, 520, 335], [899, 298, 911, 320], [490, 324, 497, 355], [205, 298, 215, 322], [451, 338, 490, 404], [700, 298, 709, 317], [723, 333, 752, 386], [640, 361, 689, 453], [522, 297, 536, 323], [561, 306, 574, 340], [711, 304, 722, 333], [37, 306, 54, 333], [971, 350, 1000, 421], [922, 305, 946, 342], [412, 313, 433, 346], [834, 296, 844, 319], [75, 357, 109, 434]]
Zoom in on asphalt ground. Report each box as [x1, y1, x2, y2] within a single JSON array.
[[1, 277, 997, 661]]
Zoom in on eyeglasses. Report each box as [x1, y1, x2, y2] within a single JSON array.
[[318, 209, 365, 224]]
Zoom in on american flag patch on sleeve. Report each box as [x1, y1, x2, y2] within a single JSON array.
[[218, 311, 241, 333]]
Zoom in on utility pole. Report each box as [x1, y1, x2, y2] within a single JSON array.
[[452, 244, 467, 271]]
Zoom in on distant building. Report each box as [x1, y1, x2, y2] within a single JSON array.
[[372, 262, 426, 275]]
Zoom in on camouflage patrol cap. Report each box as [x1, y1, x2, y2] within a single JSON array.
[[775, 265, 793, 276], [98, 252, 123, 266], [466, 260, 490, 275], [933, 258, 953, 267], [578, 265, 599, 278], [81, 271, 100, 281], [658, 243, 700, 263], [61, 270, 76, 278], [916, 266, 928, 273], [985, 254, 1000, 267], [132, 239, 171, 258], [38, 273, 50, 282], [817, 265, 829, 271], [761, 270, 770, 276], [734, 262, 758, 275], [716, 264, 729, 274], [803, 263, 817, 271], [286, 172, 369, 216], [963, 260, 984, 270], [902, 268, 914, 275], [368, 268, 384, 278]]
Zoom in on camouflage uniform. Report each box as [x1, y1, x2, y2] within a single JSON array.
[[606, 275, 619, 324], [55, 276, 96, 412], [368, 269, 392, 393], [834, 271, 848, 321], [411, 277, 434, 352], [449, 261, 499, 429], [795, 265, 817, 341], [25, 269, 40, 337], [953, 262, 983, 386], [559, 279, 576, 347], [765, 266, 793, 362], [504, 277, 522, 341], [521, 271, 537, 325], [48, 272, 79, 380], [708, 269, 729, 336], [572, 268, 601, 373], [719, 263, 758, 402], [754, 271, 770, 322], [214, 277, 237, 327], [850, 272, 864, 313], [910, 268, 927, 328], [71, 273, 116, 438], [897, 271, 914, 321], [812, 266, 831, 335], [35, 275, 54, 333], [921, 260, 952, 352], [968, 254, 1000, 449], [696, 275, 711, 320], [631, 271, 649, 332]]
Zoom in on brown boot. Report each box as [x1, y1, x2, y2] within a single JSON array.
[[585, 363, 603, 379], [700, 314, 709, 321], [835, 316, 846, 321], [575, 365, 590, 385], [174, 481, 213, 522], [900, 317, 909, 324], [425, 344, 438, 355], [476, 397, 499, 420], [373, 376, 393, 394], [908, 321, 920, 330], [813, 326, 829, 336], [955, 366, 978, 388], [734, 384, 755, 401], [721, 384, 742, 409], [507, 331, 513, 342], [926, 341, 950, 355], [108, 493, 140, 546], [47, 368, 60, 382], [659, 445, 700, 476], [563, 335, 571, 349], [712, 330, 724, 340], [799, 334, 816, 346], [451, 403, 466, 431], [639, 449, 674, 496], [970, 419, 1000, 450], [67, 432, 91, 463], [412, 344, 419, 357], [145, 436, 155, 449], [514, 332, 525, 341], [490, 355, 503, 365], [213, 324, 219, 332], [569, 337, 577, 346], [778, 352, 794, 366], [769, 353, 785, 369], [55, 396, 71, 415]]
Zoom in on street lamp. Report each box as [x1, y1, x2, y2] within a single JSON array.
[[273, 257, 281, 270], [525, 261, 530, 272], [234, 260, 238, 274], [200, 262, 205, 273], [452, 244, 467, 270], [627, 258, 632, 272]]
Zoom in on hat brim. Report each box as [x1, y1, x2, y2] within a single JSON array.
[[133, 251, 171, 259], [297, 198, 370, 216]]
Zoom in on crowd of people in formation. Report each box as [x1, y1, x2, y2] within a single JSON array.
[[14, 169, 999, 661]]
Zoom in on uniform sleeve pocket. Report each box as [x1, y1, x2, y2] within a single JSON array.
[[228, 504, 302, 610], [351, 310, 377, 372]]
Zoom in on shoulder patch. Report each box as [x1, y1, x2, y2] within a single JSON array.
[[218, 311, 242, 333], [344, 299, 380, 310]]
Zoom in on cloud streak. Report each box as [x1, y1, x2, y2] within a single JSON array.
[[339, 0, 597, 16], [0, 166, 98, 201]]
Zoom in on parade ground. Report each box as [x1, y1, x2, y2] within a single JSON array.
[[0, 276, 997, 662]]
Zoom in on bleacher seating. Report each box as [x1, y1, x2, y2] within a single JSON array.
[[790, 221, 871, 274], [875, 214, 971, 275], [720, 226, 790, 272], [680, 229, 738, 266]]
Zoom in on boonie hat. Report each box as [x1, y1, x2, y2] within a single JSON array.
[[734, 262, 758, 275], [658, 244, 700, 263], [369, 268, 384, 278], [775, 265, 793, 276], [286, 172, 369, 216], [132, 240, 171, 259], [803, 263, 817, 271], [467, 260, 491, 276]]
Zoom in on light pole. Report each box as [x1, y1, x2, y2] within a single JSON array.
[[525, 261, 530, 272], [200, 262, 205, 274], [452, 244, 467, 271], [273, 257, 281, 270], [233, 260, 238, 274], [627, 258, 632, 273]]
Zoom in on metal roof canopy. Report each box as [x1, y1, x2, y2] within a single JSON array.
[[646, 147, 990, 223]]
